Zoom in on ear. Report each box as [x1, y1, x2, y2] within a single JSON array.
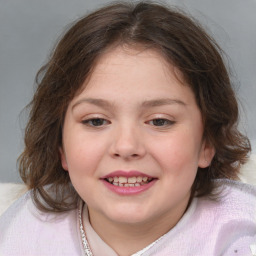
[[198, 140, 215, 168], [59, 147, 69, 171]]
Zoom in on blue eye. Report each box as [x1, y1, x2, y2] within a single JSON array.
[[82, 118, 109, 127], [149, 119, 174, 127]]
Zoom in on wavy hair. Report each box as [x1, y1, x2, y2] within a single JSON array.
[[19, 1, 251, 212]]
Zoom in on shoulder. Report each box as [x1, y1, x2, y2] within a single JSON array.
[[199, 179, 256, 220], [147, 180, 256, 255], [0, 190, 83, 255], [196, 179, 256, 255]]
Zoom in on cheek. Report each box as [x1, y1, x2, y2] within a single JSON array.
[[151, 131, 202, 174], [64, 135, 105, 176]]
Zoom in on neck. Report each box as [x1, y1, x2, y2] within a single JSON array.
[[88, 202, 189, 256]]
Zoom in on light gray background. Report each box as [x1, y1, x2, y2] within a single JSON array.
[[1, 0, 255, 183]]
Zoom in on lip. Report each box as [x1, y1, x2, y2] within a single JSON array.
[[102, 178, 157, 196], [101, 170, 154, 179], [101, 170, 157, 196]]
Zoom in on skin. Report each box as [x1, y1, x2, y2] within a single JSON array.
[[60, 47, 215, 255]]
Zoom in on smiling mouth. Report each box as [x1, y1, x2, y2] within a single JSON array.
[[104, 176, 154, 187]]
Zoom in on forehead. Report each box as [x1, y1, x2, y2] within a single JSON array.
[[74, 46, 195, 105], [93, 46, 182, 78]]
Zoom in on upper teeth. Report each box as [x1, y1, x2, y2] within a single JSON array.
[[107, 176, 151, 184]]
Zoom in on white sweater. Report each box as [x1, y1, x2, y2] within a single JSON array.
[[0, 179, 255, 256]]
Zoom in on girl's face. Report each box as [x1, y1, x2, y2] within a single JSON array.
[[61, 47, 214, 227]]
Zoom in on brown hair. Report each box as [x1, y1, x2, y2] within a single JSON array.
[[19, 1, 251, 212]]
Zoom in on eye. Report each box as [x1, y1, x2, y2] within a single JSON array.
[[82, 118, 110, 127], [148, 118, 175, 127]]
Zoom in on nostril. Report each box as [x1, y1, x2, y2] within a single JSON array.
[[112, 153, 139, 158]]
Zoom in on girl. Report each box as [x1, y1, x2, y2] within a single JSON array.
[[0, 2, 255, 255]]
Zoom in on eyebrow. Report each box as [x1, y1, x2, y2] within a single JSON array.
[[141, 98, 187, 108], [72, 97, 186, 111], [72, 98, 114, 111]]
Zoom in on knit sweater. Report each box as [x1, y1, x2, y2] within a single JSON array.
[[0, 179, 255, 256]]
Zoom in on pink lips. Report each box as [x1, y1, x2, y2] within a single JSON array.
[[101, 170, 157, 196]]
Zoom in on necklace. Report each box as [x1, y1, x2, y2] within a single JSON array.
[[78, 202, 166, 256], [78, 203, 93, 256]]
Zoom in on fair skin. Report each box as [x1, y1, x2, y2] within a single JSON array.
[[60, 47, 215, 255]]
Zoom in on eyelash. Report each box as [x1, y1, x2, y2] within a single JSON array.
[[147, 118, 175, 127], [81, 118, 175, 128], [82, 118, 110, 127]]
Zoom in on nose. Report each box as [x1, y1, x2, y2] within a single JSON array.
[[109, 124, 146, 160]]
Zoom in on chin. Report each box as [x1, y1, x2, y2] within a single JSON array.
[[112, 214, 150, 225], [105, 205, 153, 225]]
